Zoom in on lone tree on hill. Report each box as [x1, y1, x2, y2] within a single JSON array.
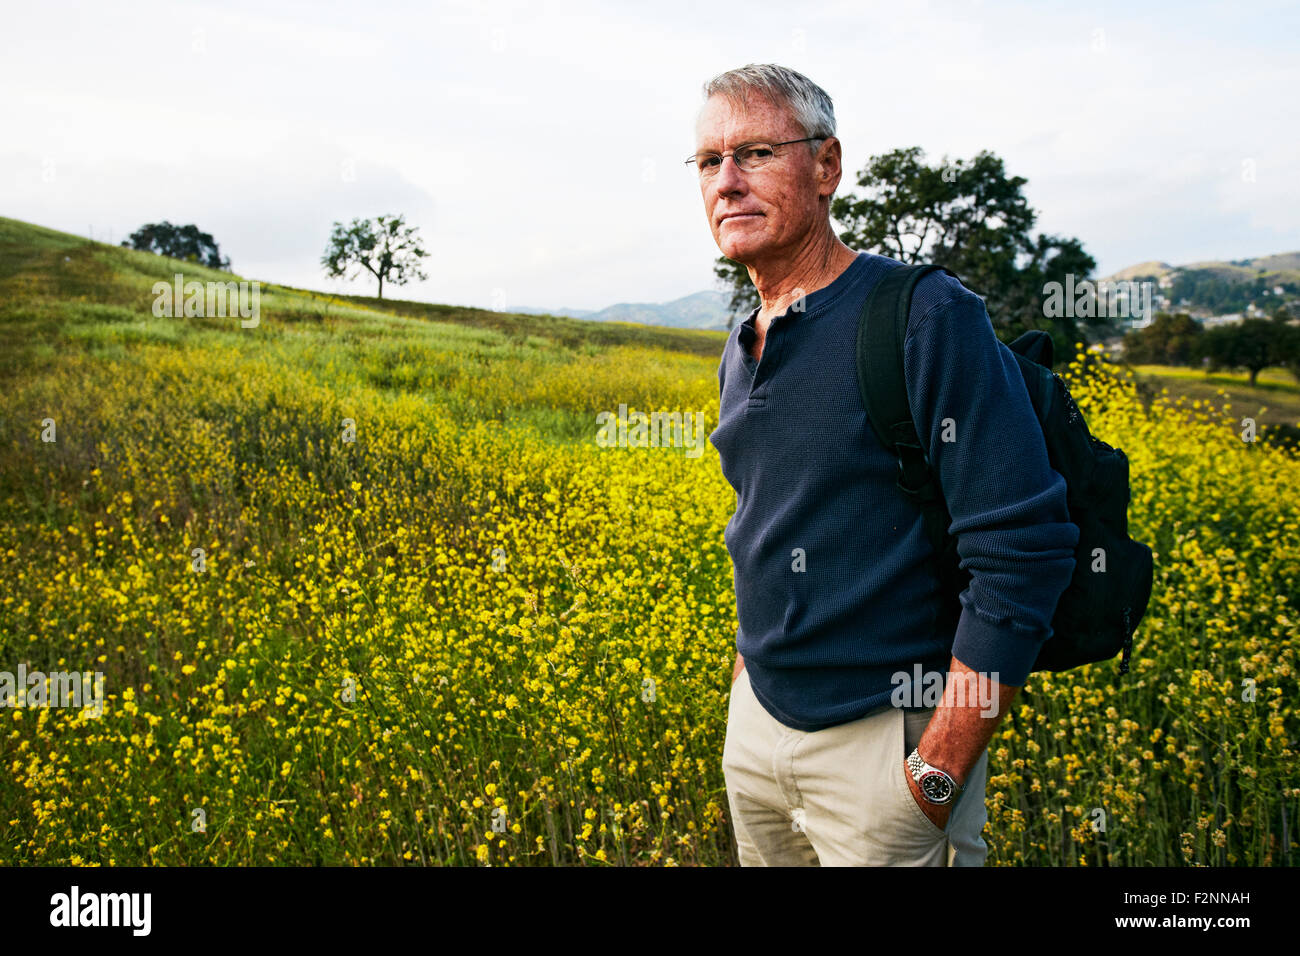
[[122, 221, 231, 270], [321, 214, 429, 300], [1197, 317, 1293, 388]]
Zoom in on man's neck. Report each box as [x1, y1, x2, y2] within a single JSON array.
[[750, 234, 858, 320]]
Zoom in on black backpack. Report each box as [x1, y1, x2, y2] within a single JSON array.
[[855, 262, 1154, 676]]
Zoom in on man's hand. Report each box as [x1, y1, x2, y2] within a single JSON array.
[[904, 654, 1021, 832], [903, 758, 953, 831], [731, 652, 745, 684]]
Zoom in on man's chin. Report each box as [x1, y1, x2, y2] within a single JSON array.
[[719, 239, 766, 264]]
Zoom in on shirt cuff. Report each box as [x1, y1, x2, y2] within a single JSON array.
[[949, 600, 1051, 688]]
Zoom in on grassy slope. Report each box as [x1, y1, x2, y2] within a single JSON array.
[[1127, 363, 1300, 449], [290, 285, 730, 358], [0, 216, 726, 444], [0, 215, 727, 374]]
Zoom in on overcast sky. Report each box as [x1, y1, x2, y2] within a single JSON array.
[[3, 0, 1297, 312]]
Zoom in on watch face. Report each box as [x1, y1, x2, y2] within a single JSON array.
[[919, 770, 954, 804]]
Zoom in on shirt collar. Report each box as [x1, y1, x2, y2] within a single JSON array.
[[735, 251, 865, 343]]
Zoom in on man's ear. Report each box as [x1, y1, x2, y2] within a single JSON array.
[[818, 137, 843, 199]]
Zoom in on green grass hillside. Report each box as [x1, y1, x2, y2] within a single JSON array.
[[1127, 364, 1300, 452], [1, 216, 1297, 867], [0, 216, 726, 412]]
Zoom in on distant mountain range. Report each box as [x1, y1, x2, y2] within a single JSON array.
[[514, 290, 739, 331]]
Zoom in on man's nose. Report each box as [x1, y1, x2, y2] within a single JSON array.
[[713, 154, 747, 195]]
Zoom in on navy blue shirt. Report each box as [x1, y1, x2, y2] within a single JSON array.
[[709, 250, 1079, 731]]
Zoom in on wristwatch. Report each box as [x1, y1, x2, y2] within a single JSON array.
[[907, 748, 964, 805]]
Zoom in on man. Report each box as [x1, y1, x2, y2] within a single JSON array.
[[694, 64, 1080, 866]]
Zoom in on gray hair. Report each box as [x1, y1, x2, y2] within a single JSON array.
[[699, 63, 836, 155]]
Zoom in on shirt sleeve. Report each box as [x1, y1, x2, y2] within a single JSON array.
[[901, 287, 1080, 687]]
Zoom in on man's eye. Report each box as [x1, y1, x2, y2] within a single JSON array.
[[741, 146, 774, 161], [698, 155, 721, 170]]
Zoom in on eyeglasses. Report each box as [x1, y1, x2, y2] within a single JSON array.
[[685, 137, 826, 178]]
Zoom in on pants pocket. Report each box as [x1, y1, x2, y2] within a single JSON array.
[[722, 667, 752, 776]]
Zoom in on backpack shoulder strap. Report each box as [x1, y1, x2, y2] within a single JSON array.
[[855, 262, 958, 554]]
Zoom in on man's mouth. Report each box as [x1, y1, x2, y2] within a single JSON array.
[[720, 213, 762, 225]]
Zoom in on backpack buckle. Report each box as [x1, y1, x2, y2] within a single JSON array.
[[895, 440, 936, 502]]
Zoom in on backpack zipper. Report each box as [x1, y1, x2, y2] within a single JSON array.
[[1054, 371, 1081, 427]]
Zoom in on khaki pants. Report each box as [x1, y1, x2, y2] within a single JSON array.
[[722, 667, 989, 866]]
